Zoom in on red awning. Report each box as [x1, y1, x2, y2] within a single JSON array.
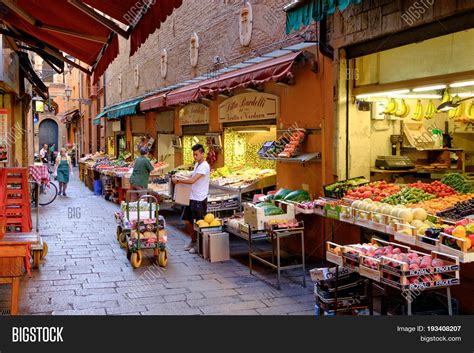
[[130, 0, 183, 56], [141, 51, 303, 110], [2, 0, 183, 82], [140, 93, 167, 112]]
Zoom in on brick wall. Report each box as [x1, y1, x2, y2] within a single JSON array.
[[328, 0, 474, 49], [105, 0, 315, 105]]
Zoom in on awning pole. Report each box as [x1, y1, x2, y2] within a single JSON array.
[[68, 0, 130, 39]]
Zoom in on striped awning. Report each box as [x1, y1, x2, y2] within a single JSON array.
[[285, 0, 364, 34]]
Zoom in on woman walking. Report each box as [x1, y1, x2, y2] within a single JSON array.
[[55, 148, 73, 196]]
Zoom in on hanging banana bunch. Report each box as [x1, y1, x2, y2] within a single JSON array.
[[466, 101, 474, 121], [384, 98, 398, 115], [395, 99, 410, 118], [424, 99, 436, 120], [454, 101, 466, 121], [437, 89, 452, 113], [411, 100, 423, 121], [448, 96, 461, 119]]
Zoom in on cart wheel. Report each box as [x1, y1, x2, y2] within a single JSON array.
[[158, 249, 168, 268], [32, 250, 41, 269], [126, 248, 132, 260], [118, 232, 127, 248], [130, 251, 142, 269], [40, 242, 48, 260], [116, 226, 122, 241]]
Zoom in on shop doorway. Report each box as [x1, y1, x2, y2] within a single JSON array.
[[38, 119, 58, 152]]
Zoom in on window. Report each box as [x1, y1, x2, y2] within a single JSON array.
[[42, 61, 54, 83]]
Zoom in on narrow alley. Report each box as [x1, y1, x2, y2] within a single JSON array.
[[1, 169, 314, 315]]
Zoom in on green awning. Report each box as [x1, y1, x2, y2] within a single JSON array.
[[93, 98, 143, 125], [286, 0, 364, 34]]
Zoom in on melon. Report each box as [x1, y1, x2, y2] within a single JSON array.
[[381, 205, 393, 215], [210, 220, 221, 227], [417, 224, 430, 236], [204, 213, 215, 224], [367, 204, 378, 213], [398, 209, 414, 223], [363, 198, 373, 204], [196, 220, 207, 227], [390, 207, 401, 218], [412, 208, 428, 221], [352, 200, 362, 209], [410, 220, 425, 229]]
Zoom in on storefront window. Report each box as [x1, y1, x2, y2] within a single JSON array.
[[183, 135, 207, 165], [224, 127, 276, 170]]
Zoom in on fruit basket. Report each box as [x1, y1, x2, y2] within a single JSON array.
[[358, 253, 381, 281], [326, 242, 344, 266], [393, 222, 417, 246], [439, 232, 474, 263]]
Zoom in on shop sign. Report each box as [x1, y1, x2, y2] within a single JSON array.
[[0, 108, 9, 163], [179, 103, 209, 125], [218, 93, 279, 123]]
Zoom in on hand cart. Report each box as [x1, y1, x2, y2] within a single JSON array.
[[123, 192, 168, 269]]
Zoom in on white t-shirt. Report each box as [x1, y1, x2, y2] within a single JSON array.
[[190, 160, 210, 201]]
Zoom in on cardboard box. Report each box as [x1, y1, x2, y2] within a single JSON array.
[[173, 183, 192, 206], [208, 232, 230, 263]]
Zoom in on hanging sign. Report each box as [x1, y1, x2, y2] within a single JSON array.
[[0, 108, 9, 163], [179, 103, 209, 125], [218, 93, 280, 123]]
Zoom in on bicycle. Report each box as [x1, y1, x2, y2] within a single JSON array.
[[31, 165, 58, 207]]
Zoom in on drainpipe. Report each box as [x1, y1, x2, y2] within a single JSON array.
[[318, 18, 334, 60]]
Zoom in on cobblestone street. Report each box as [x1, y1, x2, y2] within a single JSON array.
[[0, 169, 314, 315]]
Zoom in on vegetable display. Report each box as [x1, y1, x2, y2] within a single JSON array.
[[408, 180, 456, 198], [345, 181, 401, 201], [437, 198, 474, 221], [283, 190, 311, 203], [255, 203, 285, 216], [441, 173, 473, 194], [407, 194, 473, 214], [325, 177, 368, 193], [383, 188, 435, 205]]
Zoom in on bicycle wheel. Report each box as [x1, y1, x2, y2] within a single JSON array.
[[38, 182, 58, 206]]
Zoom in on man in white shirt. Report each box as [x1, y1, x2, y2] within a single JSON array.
[[39, 144, 49, 164], [172, 144, 210, 253]]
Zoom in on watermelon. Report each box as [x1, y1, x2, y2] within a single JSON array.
[[274, 188, 292, 200], [283, 190, 311, 202], [253, 202, 285, 215]]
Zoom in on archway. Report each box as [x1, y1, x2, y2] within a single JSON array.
[[38, 119, 59, 151]]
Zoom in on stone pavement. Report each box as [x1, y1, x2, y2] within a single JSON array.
[[0, 169, 315, 315]]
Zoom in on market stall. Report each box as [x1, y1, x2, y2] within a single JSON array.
[[342, 28, 474, 184]]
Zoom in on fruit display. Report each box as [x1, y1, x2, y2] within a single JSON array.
[[324, 177, 369, 198], [196, 213, 223, 228], [345, 181, 401, 201], [383, 188, 435, 205], [411, 100, 423, 121], [441, 173, 473, 194], [254, 203, 285, 216], [407, 181, 456, 198], [440, 221, 474, 253], [437, 198, 474, 221], [210, 166, 276, 188], [408, 194, 474, 214], [277, 130, 306, 158], [395, 99, 410, 118]]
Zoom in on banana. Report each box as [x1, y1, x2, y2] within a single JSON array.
[[411, 100, 423, 121], [437, 89, 452, 113], [384, 98, 398, 115], [395, 99, 410, 118], [424, 99, 436, 119], [448, 95, 461, 119], [467, 102, 474, 121], [455, 101, 466, 121]]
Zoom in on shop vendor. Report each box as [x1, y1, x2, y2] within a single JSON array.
[[172, 144, 210, 254], [129, 147, 159, 202]]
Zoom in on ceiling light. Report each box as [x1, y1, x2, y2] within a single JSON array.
[[450, 81, 474, 88], [392, 94, 442, 99], [412, 84, 446, 92], [355, 89, 410, 99], [457, 92, 474, 98]]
